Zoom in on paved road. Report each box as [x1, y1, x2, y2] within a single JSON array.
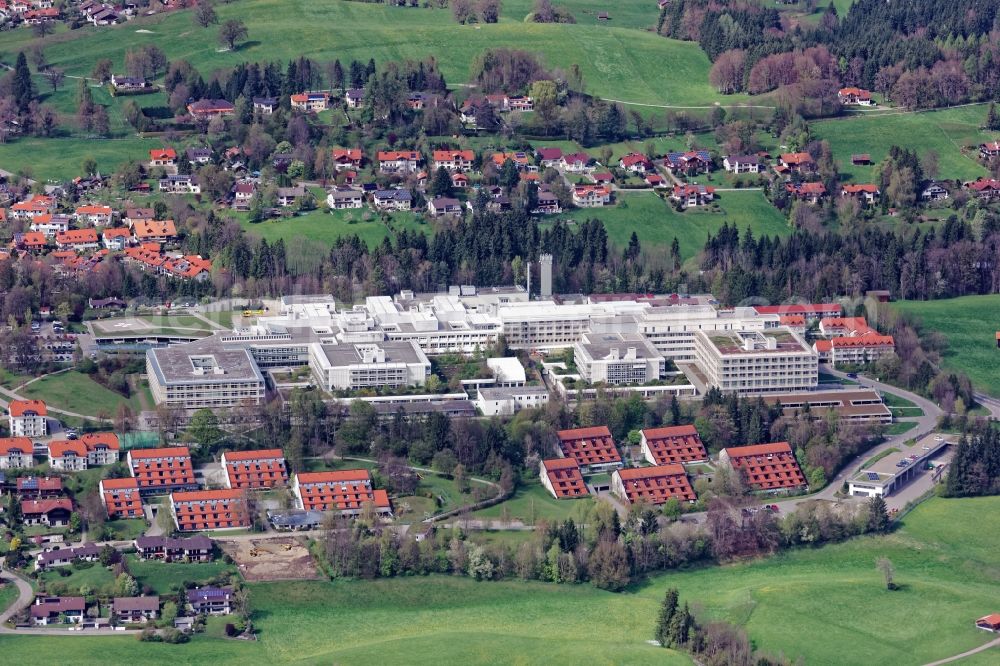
[[922, 637, 1000, 666], [0, 570, 33, 631], [974, 392, 1000, 419]]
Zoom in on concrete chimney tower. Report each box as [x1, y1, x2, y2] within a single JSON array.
[[540, 254, 553, 298]]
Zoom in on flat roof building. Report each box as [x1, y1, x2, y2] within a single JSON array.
[[539, 458, 590, 499], [764, 389, 892, 424], [719, 442, 806, 492], [308, 340, 431, 392], [691, 328, 818, 395], [611, 464, 696, 505], [847, 434, 954, 498], [146, 346, 266, 409], [640, 425, 708, 465], [556, 426, 622, 474], [475, 386, 549, 417], [574, 331, 665, 385]]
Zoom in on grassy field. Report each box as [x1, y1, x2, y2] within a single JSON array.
[[812, 105, 993, 183], [884, 421, 918, 436], [0, 135, 164, 183], [554, 190, 789, 260], [892, 295, 1000, 397], [125, 554, 238, 594], [473, 480, 594, 525], [21, 370, 144, 418], [14, 0, 738, 108], [240, 207, 431, 253], [5, 497, 1000, 664]]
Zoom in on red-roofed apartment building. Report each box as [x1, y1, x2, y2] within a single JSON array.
[[719, 442, 806, 491], [816, 316, 895, 364], [539, 458, 590, 499], [611, 464, 696, 505], [100, 477, 143, 519], [640, 425, 708, 465], [127, 446, 198, 493], [556, 426, 623, 474], [291, 470, 392, 517], [8, 399, 48, 437], [170, 489, 249, 531], [48, 433, 119, 471], [221, 449, 288, 489], [0, 436, 34, 469]]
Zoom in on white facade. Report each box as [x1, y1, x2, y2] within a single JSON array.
[[574, 332, 665, 385], [308, 340, 431, 391], [692, 328, 818, 395], [10, 413, 47, 438], [475, 386, 549, 416]]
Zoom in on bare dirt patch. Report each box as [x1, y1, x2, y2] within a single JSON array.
[[220, 537, 321, 581]]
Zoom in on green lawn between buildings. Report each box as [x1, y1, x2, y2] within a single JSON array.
[[812, 104, 993, 183], [3, 497, 1000, 664], [20, 370, 145, 418], [892, 295, 1000, 398], [472, 479, 595, 525]]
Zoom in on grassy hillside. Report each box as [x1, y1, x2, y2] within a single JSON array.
[[3, 497, 1000, 664], [892, 295, 1000, 397], [12, 0, 737, 107], [813, 105, 994, 183]]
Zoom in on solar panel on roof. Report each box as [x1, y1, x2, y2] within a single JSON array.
[[867, 472, 879, 481], [21, 478, 38, 489]]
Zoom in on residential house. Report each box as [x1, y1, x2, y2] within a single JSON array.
[[536, 147, 563, 167], [508, 95, 534, 111], [325, 187, 364, 210], [170, 489, 249, 531], [132, 219, 178, 244], [9, 195, 55, 221], [186, 587, 234, 615], [406, 92, 427, 110], [0, 437, 34, 468], [611, 465, 697, 505], [75, 204, 113, 227], [777, 152, 816, 174], [291, 470, 392, 516], [16, 476, 63, 499], [432, 149, 475, 172], [231, 182, 256, 211], [539, 458, 590, 499], [221, 448, 288, 489], [920, 181, 949, 201], [186, 147, 213, 165], [23, 7, 60, 23], [373, 189, 413, 211], [451, 172, 469, 189], [965, 178, 1000, 200], [79, 432, 120, 465], [561, 152, 591, 173], [124, 208, 155, 226], [30, 214, 70, 237], [670, 183, 715, 207], [35, 544, 101, 571], [7, 400, 49, 437], [276, 185, 307, 207], [14, 231, 48, 253], [127, 446, 197, 493], [640, 425, 708, 465], [163, 254, 212, 281], [377, 150, 422, 173], [665, 150, 712, 175], [532, 187, 562, 215], [252, 97, 278, 115], [344, 88, 365, 109], [723, 155, 762, 173], [55, 228, 100, 252], [159, 175, 201, 194], [572, 184, 611, 207], [47, 440, 90, 471], [785, 181, 827, 203], [100, 477, 143, 519], [22, 498, 73, 526], [88, 5, 120, 25], [838, 87, 874, 105], [149, 148, 177, 168], [556, 426, 622, 474], [592, 171, 613, 185], [645, 173, 666, 187], [331, 148, 363, 171], [110, 75, 149, 92], [491, 151, 532, 171], [187, 99, 235, 118], [113, 596, 160, 623], [134, 535, 213, 561], [428, 196, 463, 216], [290, 92, 330, 112], [841, 183, 880, 204], [719, 441, 806, 491], [31, 597, 85, 625], [980, 142, 1000, 160], [619, 152, 654, 174]]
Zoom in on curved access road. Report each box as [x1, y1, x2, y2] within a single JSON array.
[[0, 570, 33, 632], [921, 637, 1000, 666]]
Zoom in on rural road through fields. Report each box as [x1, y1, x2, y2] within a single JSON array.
[[921, 637, 1000, 666]]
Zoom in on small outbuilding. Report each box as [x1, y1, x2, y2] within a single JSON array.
[[977, 614, 1000, 631]]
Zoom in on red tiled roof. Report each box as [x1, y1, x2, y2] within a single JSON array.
[[150, 148, 176, 161], [779, 315, 805, 326], [295, 469, 390, 512], [76, 204, 113, 216], [542, 458, 589, 499], [48, 440, 88, 458], [222, 448, 284, 462], [615, 464, 695, 504], [831, 334, 895, 348], [297, 469, 370, 484], [641, 425, 707, 465], [838, 87, 871, 99], [56, 229, 99, 245], [129, 446, 191, 460], [0, 436, 33, 454], [132, 219, 177, 239], [100, 477, 140, 490], [557, 426, 621, 466], [332, 148, 362, 161], [81, 432, 120, 450], [378, 150, 421, 161], [17, 476, 62, 492], [722, 441, 805, 490], [22, 498, 73, 514], [103, 227, 132, 239], [842, 184, 879, 194], [433, 150, 474, 162], [752, 304, 841, 317], [9, 399, 46, 417], [814, 339, 833, 352], [779, 152, 813, 165], [172, 489, 243, 503], [621, 152, 652, 167]]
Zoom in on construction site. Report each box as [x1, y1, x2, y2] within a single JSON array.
[[220, 537, 321, 581]]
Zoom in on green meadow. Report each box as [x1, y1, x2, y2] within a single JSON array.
[[813, 104, 994, 183], [892, 295, 1000, 397]]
